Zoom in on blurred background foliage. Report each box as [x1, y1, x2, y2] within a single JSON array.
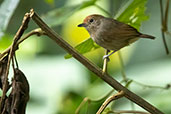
[[0, 0, 171, 114]]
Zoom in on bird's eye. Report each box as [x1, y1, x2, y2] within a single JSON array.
[[89, 19, 94, 23]]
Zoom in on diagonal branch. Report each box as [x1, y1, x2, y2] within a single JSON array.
[[30, 9, 163, 114]]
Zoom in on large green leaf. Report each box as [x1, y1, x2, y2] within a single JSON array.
[[65, 0, 149, 59], [0, 0, 20, 39], [115, 0, 148, 30], [65, 38, 100, 59]]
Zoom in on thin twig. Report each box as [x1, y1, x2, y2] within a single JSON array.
[[11, 55, 16, 74], [133, 80, 171, 90], [96, 91, 124, 114], [159, 0, 169, 54], [163, 0, 169, 32], [161, 31, 169, 54], [118, 51, 127, 82], [0, 28, 45, 60], [108, 110, 150, 114], [30, 9, 164, 114], [0, 17, 44, 114], [75, 90, 114, 114], [0, 12, 31, 112], [75, 97, 89, 114], [14, 53, 19, 69]]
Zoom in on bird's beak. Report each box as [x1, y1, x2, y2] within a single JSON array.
[[77, 23, 87, 27]]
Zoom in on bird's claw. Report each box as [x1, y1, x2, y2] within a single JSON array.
[[103, 55, 110, 61]]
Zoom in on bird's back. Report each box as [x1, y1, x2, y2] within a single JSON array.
[[94, 18, 140, 50]]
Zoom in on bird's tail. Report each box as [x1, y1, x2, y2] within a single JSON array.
[[140, 34, 155, 39]]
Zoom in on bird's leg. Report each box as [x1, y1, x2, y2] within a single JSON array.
[[103, 50, 116, 60], [103, 50, 110, 61]]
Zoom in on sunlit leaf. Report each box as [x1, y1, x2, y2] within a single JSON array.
[[65, 38, 100, 59], [0, 34, 12, 51], [125, 79, 133, 88], [65, 0, 149, 59], [115, 0, 149, 30], [0, 0, 20, 39]]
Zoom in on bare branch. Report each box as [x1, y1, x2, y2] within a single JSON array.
[[96, 91, 124, 114], [0, 28, 46, 60], [75, 90, 114, 114], [0, 12, 31, 111]]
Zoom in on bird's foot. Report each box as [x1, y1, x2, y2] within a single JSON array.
[[103, 55, 110, 61]]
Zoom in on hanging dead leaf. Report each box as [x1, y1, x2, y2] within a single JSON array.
[[6, 68, 30, 114], [0, 55, 9, 90]]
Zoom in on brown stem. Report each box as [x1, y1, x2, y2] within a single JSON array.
[[75, 97, 89, 114], [0, 12, 31, 112], [30, 9, 164, 114], [0, 28, 45, 60], [0, 17, 45, 113], [96, 91, 124, 114], [159, 0, 169, 54], [133, 80, 171, 90], [75, 90, 114, 114], [161, 30, 169, 54], [163, 0, 169, 32]]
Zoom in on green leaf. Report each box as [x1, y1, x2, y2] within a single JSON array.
[[65, 0, 149, 58], [0, 0, 20, 39], [0, 34, 12, 51], [102, 107, 112, 114], [65, 38, 100, 59], [125, 79, 133, 88], [115, 0, 149, 30]]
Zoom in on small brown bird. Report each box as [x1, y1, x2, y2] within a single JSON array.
[[78, 14, 155, 59]]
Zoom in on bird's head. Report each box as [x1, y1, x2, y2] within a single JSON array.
[[78, 14, 104, 34]]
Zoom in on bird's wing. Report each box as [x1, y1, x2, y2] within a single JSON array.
[[101, 18, 140, 42]]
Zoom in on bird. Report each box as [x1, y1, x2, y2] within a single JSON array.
[[78, 14, 155, 60]]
